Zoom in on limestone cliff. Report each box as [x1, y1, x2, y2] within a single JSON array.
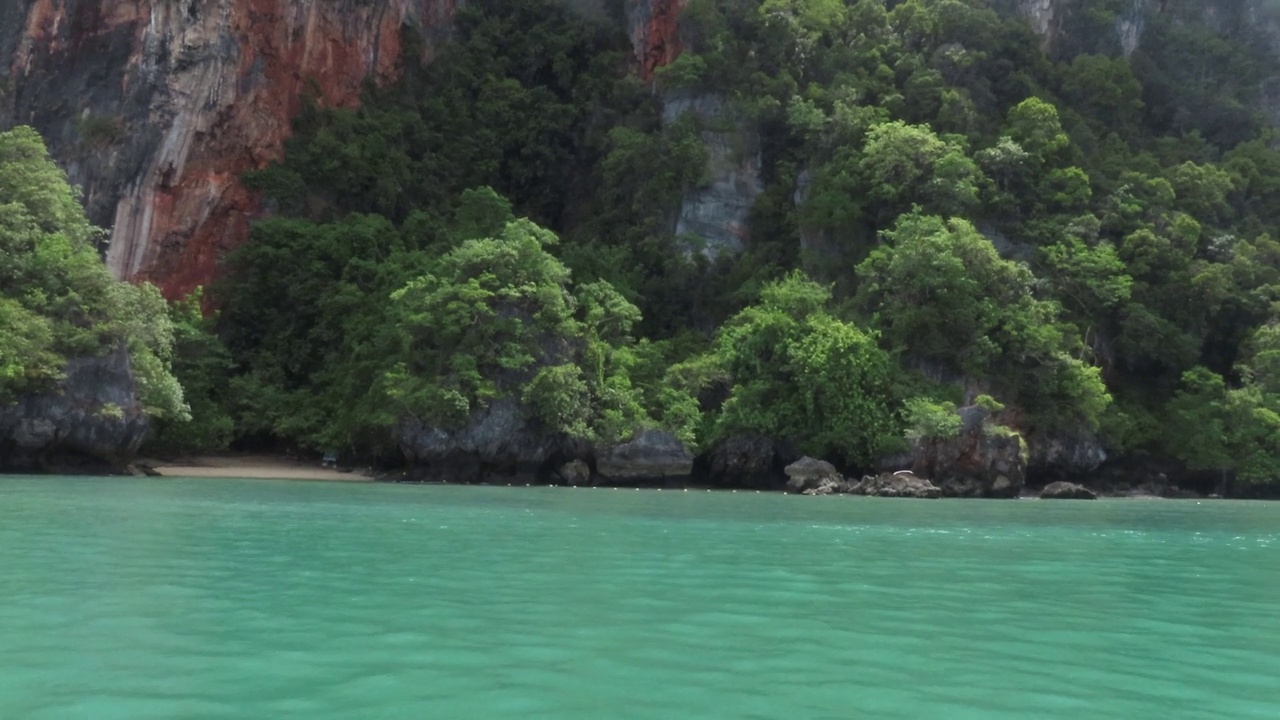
[[8, 0, 1276, 295], [1017, 0, 1280, 59], [664, 93, 763, 260], [1012, 0, 1280, 135], [1, 0, 455, 298], [0, 0, 699, 296]]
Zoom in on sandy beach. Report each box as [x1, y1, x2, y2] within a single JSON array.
[[150, 455, 375, 482]]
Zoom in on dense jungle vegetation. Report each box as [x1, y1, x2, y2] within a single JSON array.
[[7, 0, 1278, 482], [0, 126, 186, 421]]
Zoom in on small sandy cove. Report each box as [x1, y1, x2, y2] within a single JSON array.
[[150, 455, 374, 482]]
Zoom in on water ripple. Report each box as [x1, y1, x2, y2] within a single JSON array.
[[1, 478, 1278, 719]]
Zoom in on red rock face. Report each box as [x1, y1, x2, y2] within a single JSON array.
[[5, 0, 688, 298], [633, 0, 684, 82], [7, 0, 455, 299]]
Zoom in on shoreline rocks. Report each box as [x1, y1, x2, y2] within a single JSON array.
[[784, 456, 848, 494], [852, 471, 943, 499], [1039, 481, 1098, 500], [908, 405, 1026, 498]]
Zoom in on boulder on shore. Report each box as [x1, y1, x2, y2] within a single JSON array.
[[852, 471, 942, 499], [595, 429, 693, 484], [784, 456, 847, 494], [555, 459, 592, 486], [1039, 481, 1098, 500]]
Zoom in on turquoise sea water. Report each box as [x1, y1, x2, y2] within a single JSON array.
[[0, 477, 1277, 719]]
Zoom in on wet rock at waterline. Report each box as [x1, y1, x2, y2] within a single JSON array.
[[910, 405, 1026, 498], [784, 456, 847, 494], [1040, 481, 1098, 500], [702, 436, 795, 489], [595, 429, 694, 485], [0, 349, 149, 473], [852, 471, 943, 499]]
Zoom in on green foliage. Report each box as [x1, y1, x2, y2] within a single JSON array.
[[855, 210, 1110, 429], [0, 126, 183, 417], [707, 273, 900, 465], [860, 121, 983, 220], [144, 289, 234, 454], [0, 297, 58, 398], [202, 0, 1280, 475], [389, 218, 650, 442], [216, 212, 425, 449], [74, 114, 125, 147], [974, 394, 1004, 413], [1005, 98, 1070, 160], [1167, 367, 1280, 484], [904, 398, 962, 440]]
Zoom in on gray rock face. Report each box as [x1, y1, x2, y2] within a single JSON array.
[[1, 0, 457, 296], [0, 348, 149, 472], [1029, 431, 1107, 481], [1040, 481, 1098, 500], [663, 94, 762, 260], [852, 471, 942, 499], [701, 436, 794, 489], [909, 405, 1027, 498], [1012, 0, 1280, 121], [784, 456, 845, 494], [400, 414, 696, 487], [595, 429, 693, 484], [398, 399, 565, 483]]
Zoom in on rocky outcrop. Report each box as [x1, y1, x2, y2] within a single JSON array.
[[699, 436, 794, 489], [595, 428, 693, 484], [664, 94, 762, 260], [555, 458, 592, 485], [1028, 431, 1107, 482], [851, 471, 942, 499], [0, 348, 149, 472], [1, 0, 456, 299], [1039, 481, 1098, 500], [909, 405, 1026, 498], [398, 399, 565, 483], [784, 456, 846, 494], [0, 0, 700, 299], [399, 414, 698, 486]]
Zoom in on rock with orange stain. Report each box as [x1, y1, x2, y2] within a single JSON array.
[[629, 0, 684, 82], [0, 0, 697, 298], [1, 0, 455, 299]]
